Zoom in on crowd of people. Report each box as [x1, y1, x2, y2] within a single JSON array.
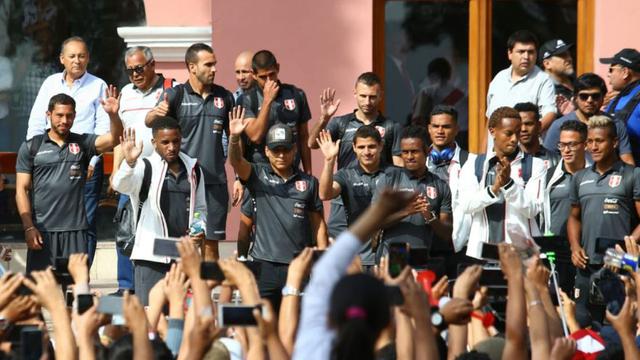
[[2, 27, 640, 359]]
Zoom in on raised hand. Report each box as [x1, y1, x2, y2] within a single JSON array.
[[549, 337, 576, 360], [164, 263, 189, 309], [319, 88, 341, 119], [100, 84, 121, 115], [119, 128, 143, 167], [316, 130, 340, 161], [492, 156, 511, 193], [22, 268, 64, 310], [228, 106, 248, 137], [263, 79, 280, 102], [68, 253, 89, 285], [155, 93, 170, 117], [0, 273, 23, 309], [499, 244, 523, 280], [453, 264, 482, 298]]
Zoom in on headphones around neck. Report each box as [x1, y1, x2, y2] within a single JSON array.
[[429, 146, 455, 165]]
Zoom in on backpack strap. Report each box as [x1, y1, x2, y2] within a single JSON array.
[[139, 158, 152, 204], [29, 135, 44, 158], [194, 162, 202, 186], [162, 77, 174, 90], [474, 153, 487, 183], [458, 149, 469, 167]]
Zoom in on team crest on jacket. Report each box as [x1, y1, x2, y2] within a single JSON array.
[[213, 97, 225, 109], [426, 186, 437, 199], [284, 99, 296, 111], [295, 180, 307, 192], [609, 175, 622, 188], [375, 126, 386, 137], [68, 143, 80, 154]]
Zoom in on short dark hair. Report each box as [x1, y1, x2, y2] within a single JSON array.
[[355, 72, 382, 87], [48, 93, 76, 112], [152, 116, 181, 136], [507, 30, 539, 51], [401, 125, 429, 149], [427, 57, 452, 81], [252, 50, 278, 72], [353, 125, 382, 145], [488, 106, 521, 128], [430, 104, 458, 123], [588, 115, 617, 140], [560, 120, 588, 142], [574, 72, 607, 96], [513, 102, 539, 121], [185, 43, 213, 67]]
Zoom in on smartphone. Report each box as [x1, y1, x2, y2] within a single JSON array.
[[385, 285, 404, 306], [65, 289, 74, 308], [479, 267, 506, 287], [77, 294, 94, 315], [480, 243, 499, 261], [20, 327, 43, 360], [97, 295, 124, 315], [597, 269, 626, 315], [8, 325, 38, 344], [153, 237, 181, 259], [217, 304, 262, 327], [200, 262, 225, 282], [388, 242, 410, 278]]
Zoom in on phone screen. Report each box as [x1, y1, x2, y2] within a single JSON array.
[[97, 295, 124, 315], [77, 294, 94, 315], [21, 327, 43, 359], [153, 237, 181, 258], [219, 305, 260, 326], [388, 242, 409, 278]]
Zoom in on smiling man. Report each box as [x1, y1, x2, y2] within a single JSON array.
[[459, 106, 547, 259], [486, 30, 556, 132]]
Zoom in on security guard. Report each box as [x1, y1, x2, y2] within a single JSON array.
[[317, 125, 400, 267], [228, 107, 328, 311], [568, 115, 640, 323], [16, 93, 122, 271]]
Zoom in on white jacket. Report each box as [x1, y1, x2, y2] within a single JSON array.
[[426, 146, 477, 252], [458, 150, 546, 259], [112, 151, 207, 263]]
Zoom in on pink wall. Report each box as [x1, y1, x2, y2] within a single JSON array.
[[142, 0, 374, 239], [593, 1, 640, 86]]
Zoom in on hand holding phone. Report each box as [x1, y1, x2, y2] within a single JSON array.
[[388, 242, 409, 278], [217, 304, 264, 326]]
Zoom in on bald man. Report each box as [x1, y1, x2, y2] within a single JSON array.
[[233, 50, 255, 101]]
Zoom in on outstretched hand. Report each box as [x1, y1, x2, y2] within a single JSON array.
[[316, 130, 340, 161], [319, 88, 341, 119], [119, 128, 143, 167], [229, 106, 248, 137], [100, 85, 121, 115]]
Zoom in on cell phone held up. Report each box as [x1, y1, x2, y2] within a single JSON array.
[[217, 304, 265, 327], [388, 242, 409, 278]]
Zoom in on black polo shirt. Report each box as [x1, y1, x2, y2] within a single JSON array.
[[160, 161, 191, 237], [548, 162, 574, 237], [16, 131, 97, 231], [378, 169, 452, 250], [161, 82, 234, 185], [569, 161, 640, 263], [245, 163, 323, 264], [531, 146, 560, 171], [326, 111, 401, 170], [242, 83, 311, 164]]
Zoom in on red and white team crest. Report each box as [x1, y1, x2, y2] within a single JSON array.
[[295, 180, 307, 192], [426, 186, 438, 199], [375, 126, 386, 137], [213, 97, 224, 109], [609, 175, 622, 188], [284, 99, 296, 111], [68, 143, 80, 154]]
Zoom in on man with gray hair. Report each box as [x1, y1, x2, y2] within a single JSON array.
[[26, 36, 112, 266], [109, 46, 175, 296]]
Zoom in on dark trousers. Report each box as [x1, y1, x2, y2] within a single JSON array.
[[574, 265, 606, 326], [116, 195, 135, 290], [84, 159, 103, 267], [255, 259, 289, 313], [134, 260, 172, 306]]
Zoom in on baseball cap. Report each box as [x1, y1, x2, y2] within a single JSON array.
[[266, 123, 294, 150], [599, 48, 640, 71], [539, 39, 573, 61]]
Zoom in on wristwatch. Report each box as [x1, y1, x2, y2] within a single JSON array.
[[431, 311, 447, 331], [281, 285, 301, 297], [425, 211, 437, 224]]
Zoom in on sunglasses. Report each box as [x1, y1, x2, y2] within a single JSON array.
[[125, 59, 153, 76], [577, 92, 602, 101]]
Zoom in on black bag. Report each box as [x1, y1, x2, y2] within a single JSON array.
[[113, 159, 152, 257]]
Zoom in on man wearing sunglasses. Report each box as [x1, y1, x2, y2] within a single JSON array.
[[600, 48, 640, 166], [109, 46, 175, 296], [543, 73, 635, 165]]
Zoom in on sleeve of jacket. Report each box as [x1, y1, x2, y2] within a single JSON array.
[[111, 159, 145, 198], [194, 166, 208, 236], [458, 157, 500, 215], [502, 159, 546, 218]]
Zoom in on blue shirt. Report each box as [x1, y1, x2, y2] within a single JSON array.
[[606, 82, 640, 165]]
